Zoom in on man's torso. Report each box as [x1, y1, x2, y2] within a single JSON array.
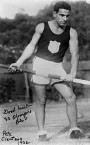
[[35, 21, 71, 63]]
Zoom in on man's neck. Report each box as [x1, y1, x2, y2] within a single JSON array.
[[48, 20, 66, 35], [52, 20, 66, 30]]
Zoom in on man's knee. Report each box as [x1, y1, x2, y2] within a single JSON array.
[[66, 93, 76, 105], [34, 85, 46, 105], [36, 95, 46, 105]]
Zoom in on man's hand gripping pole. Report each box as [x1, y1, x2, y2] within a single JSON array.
[[0, 64, 90, 86]]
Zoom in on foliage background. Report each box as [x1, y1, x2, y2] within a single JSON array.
[[0, 1, 90, 64]]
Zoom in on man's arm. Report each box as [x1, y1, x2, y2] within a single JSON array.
[[67, 28, 79, 81], [10, 23, 44, 68]]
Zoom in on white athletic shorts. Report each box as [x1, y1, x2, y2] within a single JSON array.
[[32, 57, 67, 85]]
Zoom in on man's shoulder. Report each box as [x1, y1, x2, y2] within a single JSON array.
[[70, 27, 78, 37], [35, 23, 45, 34], [70, 27, 77, 33]]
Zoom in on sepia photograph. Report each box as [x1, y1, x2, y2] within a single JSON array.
[[0, 0, 90, 144]]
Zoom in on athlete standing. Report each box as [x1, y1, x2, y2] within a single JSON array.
[[9, 1, 84, 141]]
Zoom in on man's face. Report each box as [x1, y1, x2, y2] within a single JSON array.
[[54, 9, 70, 27]]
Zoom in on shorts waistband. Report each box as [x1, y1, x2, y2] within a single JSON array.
[[34, 56, 63, 65]]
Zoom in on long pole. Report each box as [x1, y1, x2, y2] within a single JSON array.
[[0, 64, 90, 85]]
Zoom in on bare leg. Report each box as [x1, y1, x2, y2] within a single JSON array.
[[34, 85, 46, 131], [54, 83, 77, 128]]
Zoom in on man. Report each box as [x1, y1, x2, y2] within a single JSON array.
[[9, 1, 84, 141]]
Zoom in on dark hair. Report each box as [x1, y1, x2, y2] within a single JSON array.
[[54, 1, 71, 12]]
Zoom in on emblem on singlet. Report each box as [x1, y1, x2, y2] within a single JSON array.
[[48, 40, 61, 54]]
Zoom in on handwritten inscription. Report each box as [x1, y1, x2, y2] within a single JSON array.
[[13, 110, 31, 125], [3, 107, 15, 114], [1, 130, 31, 144], [3, 104, 32, 125]]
